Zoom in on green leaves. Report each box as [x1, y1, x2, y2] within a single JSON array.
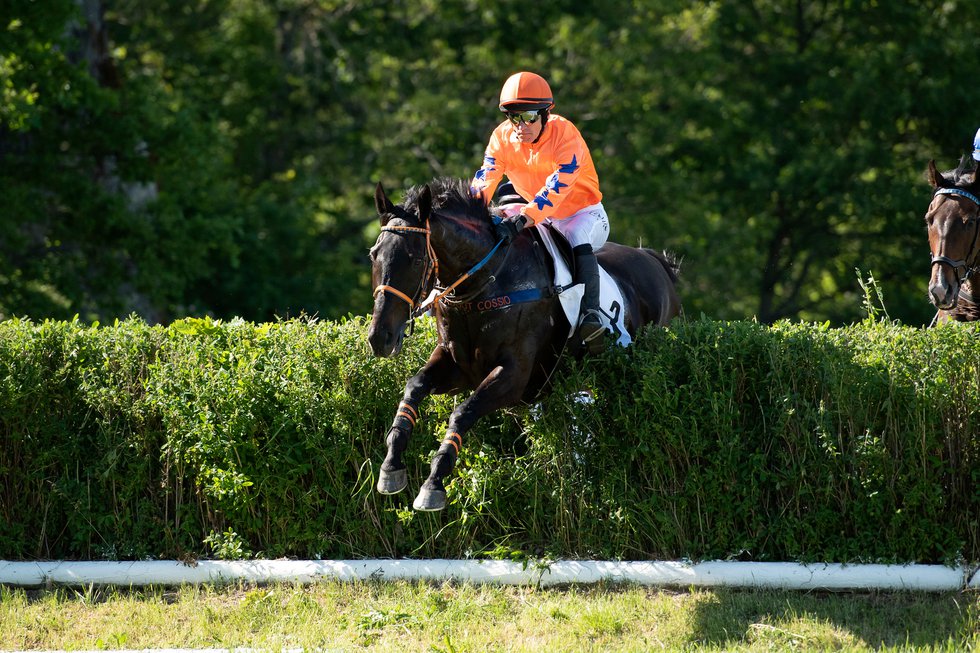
[[4, 2, 980, 326], [0, 316, 976, 564]]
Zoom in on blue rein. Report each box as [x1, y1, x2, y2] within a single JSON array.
[[466, 238, 506, 278]]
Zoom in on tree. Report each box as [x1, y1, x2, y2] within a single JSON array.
[[581, 1, 980, 324], [4, 1, 980, 325]]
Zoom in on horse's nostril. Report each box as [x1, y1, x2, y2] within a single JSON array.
[[929, 280, 959, 309], [368, 325, 389, 355], [371, 329, 402, 358]]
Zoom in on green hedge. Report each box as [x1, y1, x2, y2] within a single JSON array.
[[0, 316, 976, 564]]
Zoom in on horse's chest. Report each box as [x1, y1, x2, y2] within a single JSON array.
[[444, 318, 507, 372]]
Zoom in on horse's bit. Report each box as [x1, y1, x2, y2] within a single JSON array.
[[930, 187, 980, 289]]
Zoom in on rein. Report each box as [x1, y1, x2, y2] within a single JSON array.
[[427, 237, 510, 310]]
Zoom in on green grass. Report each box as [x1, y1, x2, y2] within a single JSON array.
[[0, 581, 976, 652]]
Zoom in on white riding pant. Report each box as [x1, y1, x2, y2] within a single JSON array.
[[542, 202, 609, 250]]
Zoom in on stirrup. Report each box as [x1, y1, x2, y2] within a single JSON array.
[[578, 310, 605, 346]]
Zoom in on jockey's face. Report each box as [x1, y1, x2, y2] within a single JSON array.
[[511, 115, 543, 143]]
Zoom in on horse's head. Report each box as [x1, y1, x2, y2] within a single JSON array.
[[925, 159, 980, 310], [368, 182, 434, 357]]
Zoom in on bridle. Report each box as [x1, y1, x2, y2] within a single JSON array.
[[372, 223, 436, 317], [929, 187, 980, 287], [373, 214, 509, 321]]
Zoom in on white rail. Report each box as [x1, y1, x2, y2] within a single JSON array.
[[2, 559, 977, 591]]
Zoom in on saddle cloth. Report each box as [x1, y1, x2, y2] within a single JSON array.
[[536, 225, 632, 347]]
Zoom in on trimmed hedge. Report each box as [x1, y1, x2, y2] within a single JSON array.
[[0, 315, 976, 564]]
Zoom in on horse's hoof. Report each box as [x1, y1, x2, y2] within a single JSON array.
[[413, 487, 447, 511], [377, 468, 408, 495]]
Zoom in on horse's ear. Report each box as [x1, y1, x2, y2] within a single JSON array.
[[375, 182, 396, 225], [926, 160, 949, 190], [417, 184, 432, 222]]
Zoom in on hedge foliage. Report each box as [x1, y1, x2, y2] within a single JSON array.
[[0, 315, 976, 564]]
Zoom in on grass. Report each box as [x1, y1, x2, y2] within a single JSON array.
[[0, 581, 976, 652]]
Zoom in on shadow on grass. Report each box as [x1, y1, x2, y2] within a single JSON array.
[[687, 588, 977, 649]]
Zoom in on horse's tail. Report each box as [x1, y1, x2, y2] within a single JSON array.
[[640, 247, 681, 283]]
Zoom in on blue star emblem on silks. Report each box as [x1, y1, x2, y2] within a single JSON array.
[[533, 191, 554, 210], [473, 156, 496, 183], [546, 172, 568, 194], [557, 154, 579, 174]]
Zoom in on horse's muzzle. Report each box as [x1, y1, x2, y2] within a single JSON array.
[[929, 278, 959, 310], [367, 321, 405, 357]]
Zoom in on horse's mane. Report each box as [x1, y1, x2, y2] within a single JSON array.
[[402, 177, 491, 224]]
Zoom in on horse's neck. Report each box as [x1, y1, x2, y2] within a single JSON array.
[[430, 215, 491, 279]]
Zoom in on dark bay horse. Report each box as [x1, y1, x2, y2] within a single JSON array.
[[925, 157, 980, 323], [368, 177, 681, 511]]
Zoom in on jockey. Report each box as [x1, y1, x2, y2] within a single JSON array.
[[471, 71, 610, 351]]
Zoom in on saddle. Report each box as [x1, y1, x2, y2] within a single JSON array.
[[530, 223, 631, 347], [493, 182, 630, 345]]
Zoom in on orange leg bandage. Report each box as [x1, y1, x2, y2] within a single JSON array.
[[395, 401, 418, 427], [442, 431, 462, 454]]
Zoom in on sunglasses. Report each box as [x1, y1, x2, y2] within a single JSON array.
[[506, 110, 542, 125]]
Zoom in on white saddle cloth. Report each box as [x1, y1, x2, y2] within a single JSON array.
[[537, 227, 631, 347]]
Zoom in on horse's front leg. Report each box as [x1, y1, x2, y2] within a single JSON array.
[[414, 360, 530, 511], [377, 345, 464, 495]]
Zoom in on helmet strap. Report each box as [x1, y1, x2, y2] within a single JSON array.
[[532, 110, 550, 144]]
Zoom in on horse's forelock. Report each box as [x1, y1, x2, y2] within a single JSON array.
[[385, 203, 418, 225], [400, 184, 426, 213]]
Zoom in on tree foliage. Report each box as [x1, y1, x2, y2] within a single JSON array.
[[2, 0, 979, 325]]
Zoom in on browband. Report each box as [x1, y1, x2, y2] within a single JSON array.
[[935, 187, 980, 206]]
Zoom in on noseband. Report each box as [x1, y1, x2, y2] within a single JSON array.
[[930, 187, 980, 285]]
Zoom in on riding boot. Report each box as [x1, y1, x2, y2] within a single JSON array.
[[573, 244, 605, 353]]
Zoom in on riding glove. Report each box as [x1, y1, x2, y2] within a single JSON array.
[[495, 214, 528, 243], [499, 204, 523, 218]]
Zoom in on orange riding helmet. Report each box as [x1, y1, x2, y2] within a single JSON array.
[[498, 72, 555, 112]]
